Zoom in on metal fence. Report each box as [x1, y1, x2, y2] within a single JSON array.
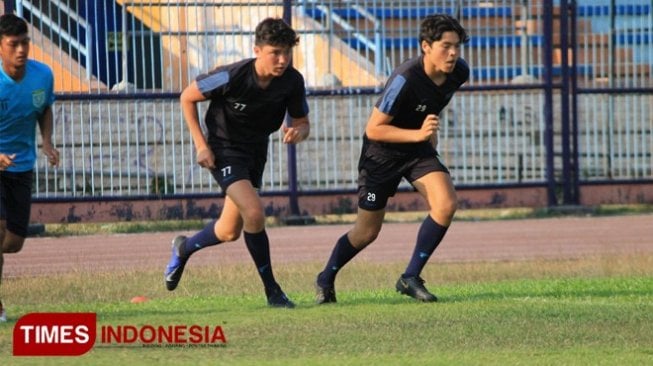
[[2, 0, 652, 205]]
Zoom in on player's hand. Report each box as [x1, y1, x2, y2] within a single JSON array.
[[42, 143, 60, 166], [282, 125, 307, 144], [417, 114, 439, 142], [196, 148, 216, 169], [0, 153, 16, 170]]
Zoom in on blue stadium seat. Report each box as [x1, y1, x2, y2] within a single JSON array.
[[471, 65, 594, 80], [343, 35, 545, 50], [615, 33, 651, 45], [576, 5, 651, 16], [303, 6, 512, 20], [305, 4, 649, 79]]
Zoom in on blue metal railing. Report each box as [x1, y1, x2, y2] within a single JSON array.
[[7, 0, 651, 208], [16, 0, 93, 80]]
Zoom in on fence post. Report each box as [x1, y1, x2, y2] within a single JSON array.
[[283, 0, 299, 215], [3, 0, 15, 13], [282, 0, 309, 223], [569, 0, 580, 204], [542, 0, 557, 206], [559, 0, 580, 205], [560, 0, 573, 204]]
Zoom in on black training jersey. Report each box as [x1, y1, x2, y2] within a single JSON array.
[[370, 56, 469, 152], [196, 58, 309, 148]]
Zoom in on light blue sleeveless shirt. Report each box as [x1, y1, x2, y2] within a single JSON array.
[[0, 59, 55, 172]]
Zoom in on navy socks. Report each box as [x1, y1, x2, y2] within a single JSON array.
[[184, 224, 278, 290], [317, 234, 361, 287], [402, 215, 448, 278], [184, 220, 222, 256], [244, 230, 278, 290]]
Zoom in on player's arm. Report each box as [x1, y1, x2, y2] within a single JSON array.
[[365, 108, 439, 143], [180, 81, 214, 169], [282, 115, 310, 144], [38, 106, 60, 166]]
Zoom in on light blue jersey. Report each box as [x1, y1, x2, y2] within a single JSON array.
[[0, 59, 55, 172]]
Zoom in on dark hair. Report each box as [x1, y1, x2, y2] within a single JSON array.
[[0, 14, 28, 39], [255, 18, 299, 48], [419, 14, 469, 47]]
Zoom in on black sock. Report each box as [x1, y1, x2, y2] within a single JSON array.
[[317, 234, 361, 287], [402, 216, 448, 278], [184, 220, 222, 256], [244, 230, 277, 290]]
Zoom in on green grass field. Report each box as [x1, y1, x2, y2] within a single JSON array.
[[2, 254, 652, 365], [39, 204, 653, 237]]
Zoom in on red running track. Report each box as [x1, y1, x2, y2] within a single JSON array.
[[4, 214, 652, 278]]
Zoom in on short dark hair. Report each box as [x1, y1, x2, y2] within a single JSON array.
[[419, 14, 469, 46], [0, 14, 28, 39], [255, 18, 299, 48]]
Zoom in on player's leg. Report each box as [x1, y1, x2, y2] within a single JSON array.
[[1, 230, 26, 253], [164, 195, 242, 291], [315, 207, 385, 304], [181, 195, 242, 258], [0, 222, 3, 289], [0, 174, 6, 321], [164, 152, 247, 291], [225, 179, 294, 307], [413, 171, 457, 227], [0, 171, 30, 254], [214, 195, 243, 242], [0, 230, 23, 323], [318, 207, 385, 287], [0, 222, 24, 322], [0, 221, 5, 322], [223, 179, 265, 233], [408, 171, 457, 273], [396, 170, 457, 302], [316, 140, 402, 304], [0, 223, 27, 287], [0, 171, 32, 321], [348, 208, 386, 249]]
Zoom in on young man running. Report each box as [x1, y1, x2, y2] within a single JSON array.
[[315, 14, 469, 304], [0, 14, 58, 321], [164, 18, 310, 308]]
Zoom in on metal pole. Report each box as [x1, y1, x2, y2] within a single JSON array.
[[606, 0, 616, 177], [520, 0, 529, 76], [560, 0, 572, 204], [542, 0, 557, 206], [4, 0, 16, 14], [327, 4, 332, 75], [121, 2, 128, 86], [84, 0, 93, 80], [570, 0, 580, 204], [374, 20, 382, 77], [283, 0, 301, 217]]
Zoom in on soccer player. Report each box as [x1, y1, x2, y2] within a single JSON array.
[[0, 14, 59, 321], [315, 14, 469, 304], [164, 18, 310, 308]]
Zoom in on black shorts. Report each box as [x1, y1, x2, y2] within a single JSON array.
[[357, 142, 449, 211], [0, 170, 33, 237], [209, 146, 267, 191]]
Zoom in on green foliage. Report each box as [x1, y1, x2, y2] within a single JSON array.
[[44, 220, 206, 237], [150, 176, 175, 196], [39, 205, 652, 238]]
